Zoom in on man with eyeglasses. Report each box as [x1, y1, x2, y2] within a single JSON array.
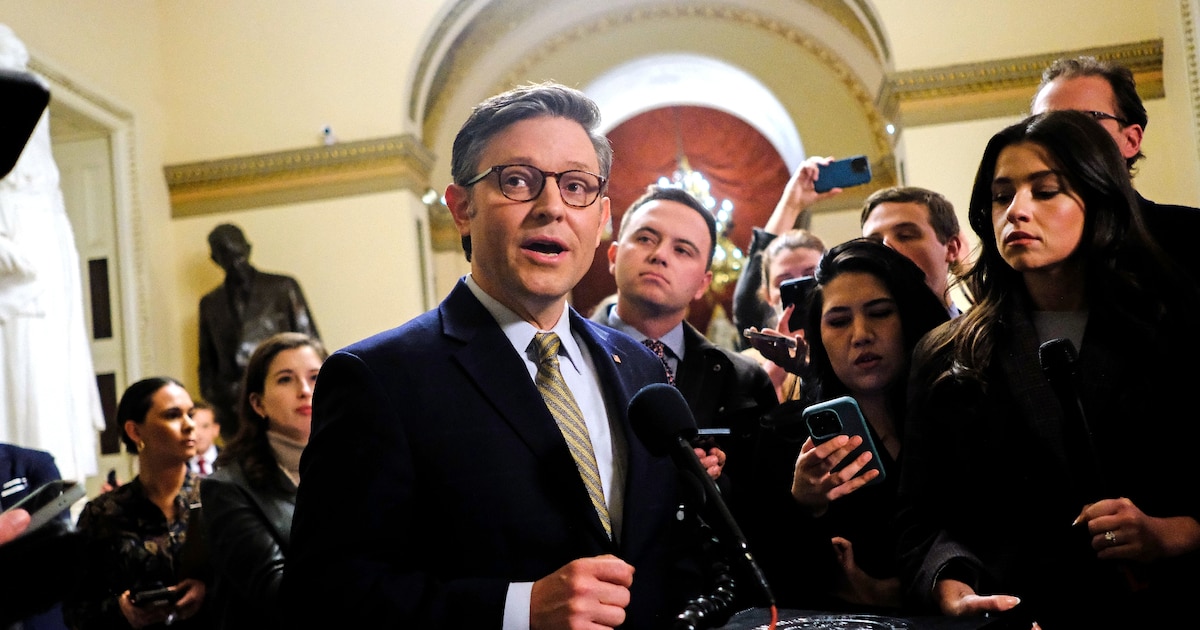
[[1032, 55, 1200, 284], [283, 82, 715, 629]]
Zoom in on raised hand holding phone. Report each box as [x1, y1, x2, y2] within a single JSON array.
[[813, 155, 873, 193], [791, 397, 885, 516]]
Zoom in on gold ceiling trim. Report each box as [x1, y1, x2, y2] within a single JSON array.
[[164, 134, 436, 217], [499, 5, 893, 158], [882, 39, 1164, 127], [418, 1, 889, 147]]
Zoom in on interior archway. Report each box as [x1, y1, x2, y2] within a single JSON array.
[[413, 0, 899, 309]]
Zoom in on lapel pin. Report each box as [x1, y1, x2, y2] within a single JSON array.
[[612, 354, 621, 364]]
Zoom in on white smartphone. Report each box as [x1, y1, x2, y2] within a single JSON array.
[[2, 479, 85, 538]]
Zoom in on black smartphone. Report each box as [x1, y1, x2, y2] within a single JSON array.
[[779, 275, 817, 332], [803, 396, 886, 486], [692, 427, 731, 451], [129, 586, 183, 608], [2, 479, 85, 538], [814, 155, 872, 193], [742, 329, 797, 350]]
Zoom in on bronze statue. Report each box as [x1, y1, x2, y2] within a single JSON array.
[[199, 224, 320, 438]]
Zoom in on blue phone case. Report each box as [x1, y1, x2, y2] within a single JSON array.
[[814, 155, 872, 193], [803, 395, 886, 485]]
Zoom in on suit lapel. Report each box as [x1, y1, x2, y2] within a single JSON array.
[[442, 284, 616, 544]]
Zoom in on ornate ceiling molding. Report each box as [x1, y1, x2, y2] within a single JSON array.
[[882, 39, 1164, 127], [164, 134, 436, 217], [416, 1, 891, 148]]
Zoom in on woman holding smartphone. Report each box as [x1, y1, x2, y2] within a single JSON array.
[[747, 238, 949, 613], [200, 332, 325, 629], [895, 110, 1200, 628], [65, 377, 208, 629]]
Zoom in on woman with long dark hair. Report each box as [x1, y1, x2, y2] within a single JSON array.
[[749, 238, 949, 612], [896, 110, 1200, 628], [200, 332, 326, 629]]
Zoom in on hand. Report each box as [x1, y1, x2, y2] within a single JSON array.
[[695, 446, 726, 481], [1074, 498, 1200, 563], [118, 590, 175, 629], [790, 435, 879, 517], [746, 306, 808, 375], [0, 508, 31, 545], [531, 555, 634, 630], [171, 578, 206, 622], [764, 156, 844, 235], [830, 536, 901, 608], [933, 578, 1020, 617]]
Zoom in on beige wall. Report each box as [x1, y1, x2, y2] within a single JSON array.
[[809, 0, 1200, 254], [2, 1, 442, 398], [1, 0, 1197, 427]]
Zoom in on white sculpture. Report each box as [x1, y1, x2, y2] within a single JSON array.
[[0, 24, 105, 482]]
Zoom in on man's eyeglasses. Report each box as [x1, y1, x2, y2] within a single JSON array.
[[1083, 110, 1131, 127], [464, 164, 606, 208]]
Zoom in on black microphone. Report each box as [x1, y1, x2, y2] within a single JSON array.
[[628, 383, 775, 608], [1038, 338, 1106, 498]]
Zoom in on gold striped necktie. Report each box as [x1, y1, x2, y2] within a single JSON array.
[[530, 332, 611, 538]]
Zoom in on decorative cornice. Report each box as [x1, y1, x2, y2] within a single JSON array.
[[164, 134, 437, 217], [1180, 0, 1200, 168], [419, 1, 890, 148], [882, 39, 1164, 127]]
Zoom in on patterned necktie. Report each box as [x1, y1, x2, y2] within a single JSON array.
[[530, 332, 611, 538], [642, 339, 676, 386]]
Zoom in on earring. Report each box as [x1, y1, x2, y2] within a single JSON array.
[[137, 440, 145, 451]]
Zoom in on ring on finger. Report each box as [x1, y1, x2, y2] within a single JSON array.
[[1104, 530, 1117, 545]]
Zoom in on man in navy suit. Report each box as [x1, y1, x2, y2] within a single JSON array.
[[283, 83, 714, 628], [0, 443, 80, 629]]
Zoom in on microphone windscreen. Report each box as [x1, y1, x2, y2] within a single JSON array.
[[628, 383, 697, 457], [1038, 337, 1078, 378]]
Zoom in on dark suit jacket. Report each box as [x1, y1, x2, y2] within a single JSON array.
[[200, 461, 294, 630], [282, 280, 707, 628], [674, 321, 777, 478], [198, 268, 319, 426], [0, 444, 78, 630], [589, 305, 778, 509], [1138, 193, 1200, 286]]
